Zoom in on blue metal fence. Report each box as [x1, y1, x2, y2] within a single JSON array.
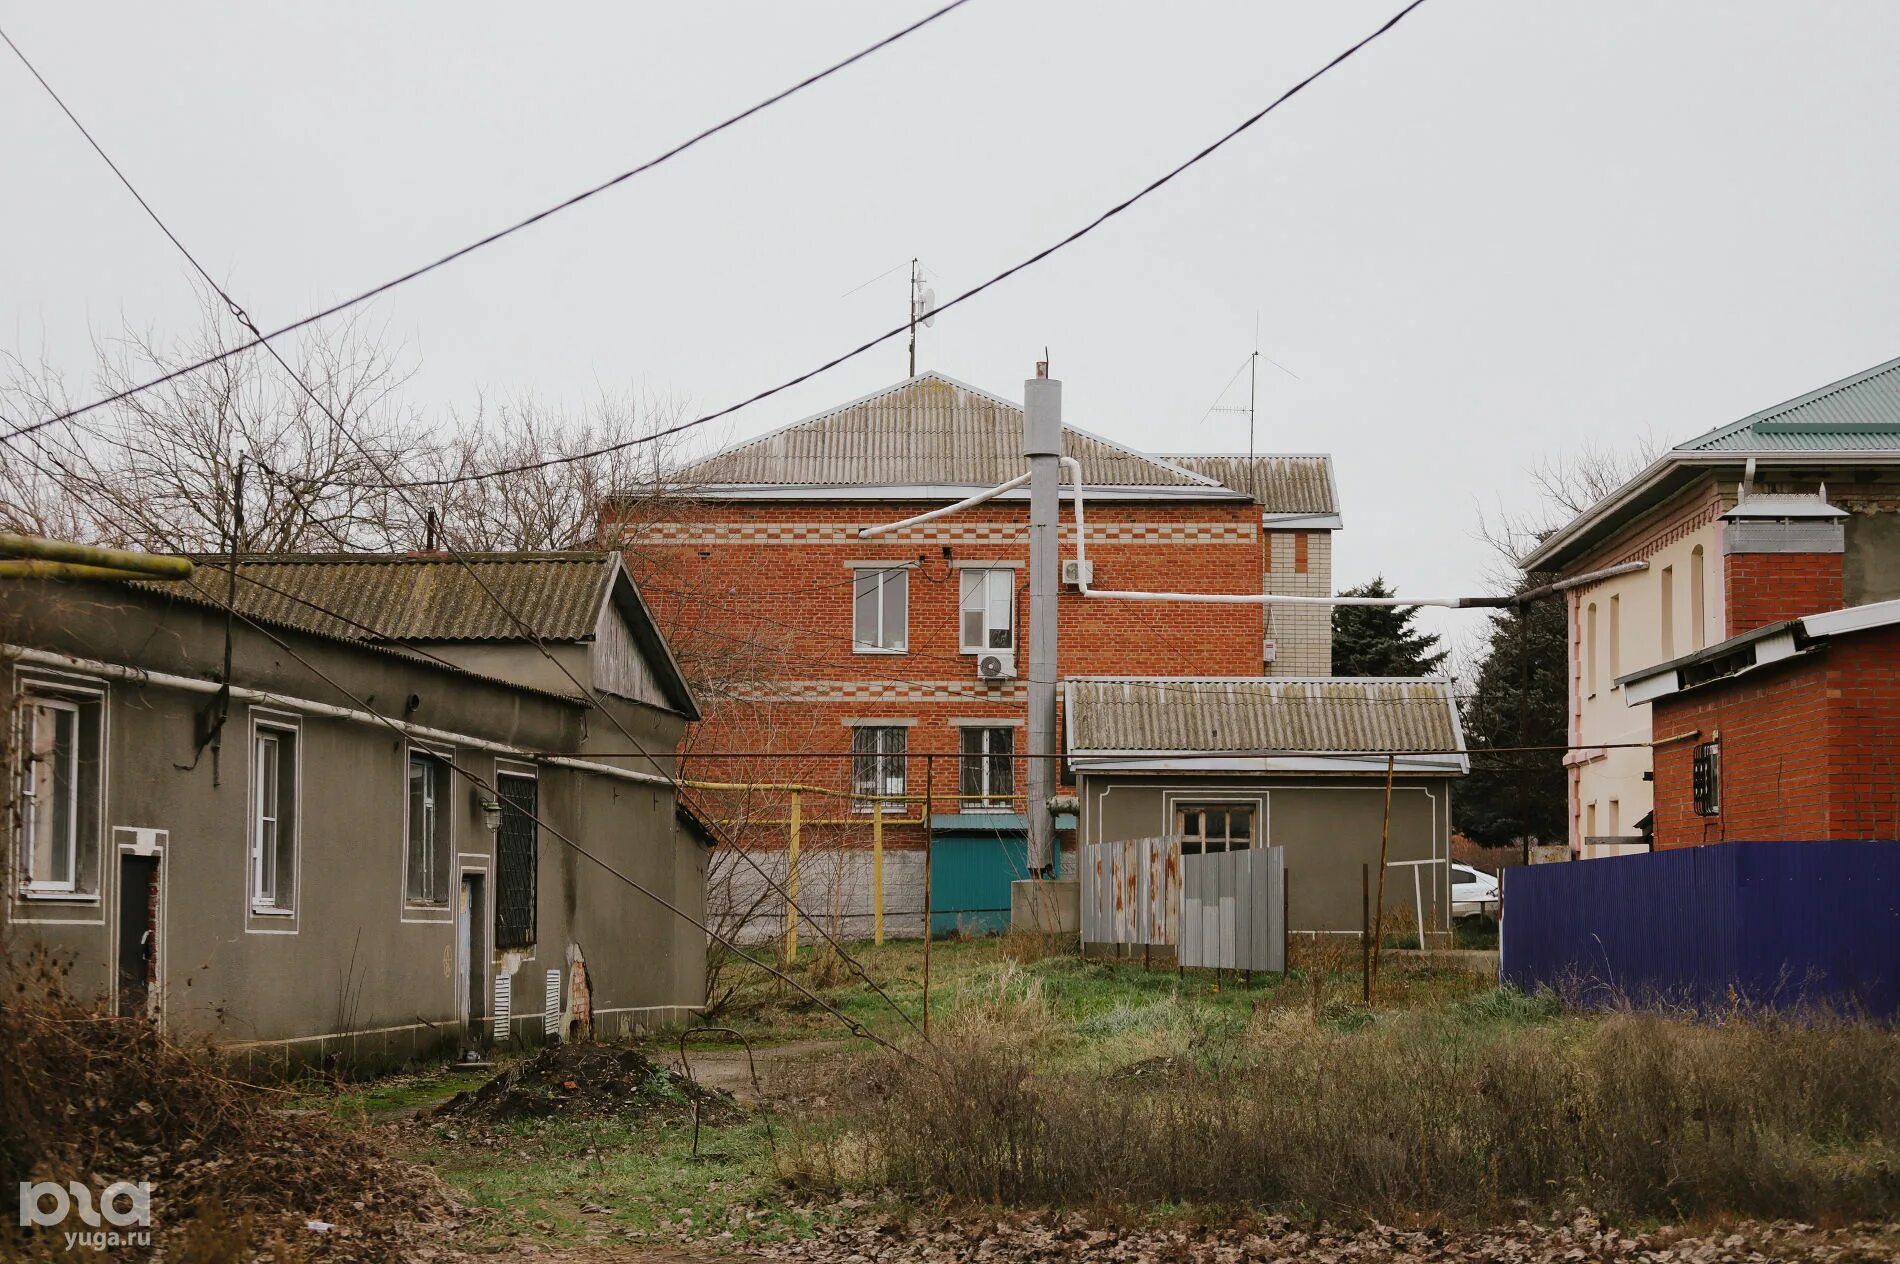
[[1501, 840, 1900, 1018]]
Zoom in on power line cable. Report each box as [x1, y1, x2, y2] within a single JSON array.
[[2, 33, 930, 1044], [204, 594, 922, 1062], [4, 0, 1432, 470], [0, 0, 976, 444]]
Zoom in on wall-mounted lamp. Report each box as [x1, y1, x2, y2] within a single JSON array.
[[477, 791, 504, 833]]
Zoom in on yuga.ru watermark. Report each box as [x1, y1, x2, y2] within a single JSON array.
[[18, 1181, 154, 1253]]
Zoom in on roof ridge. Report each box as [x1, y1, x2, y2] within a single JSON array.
[[673, 371, 1234, 490], [679, 371, 1015, 473]]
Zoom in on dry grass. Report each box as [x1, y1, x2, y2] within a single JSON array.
[[812, 991, 1900, 1224]]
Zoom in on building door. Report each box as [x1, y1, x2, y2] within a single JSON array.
[[457, 874, 485, 1037], [116, 855, 160, 1019]]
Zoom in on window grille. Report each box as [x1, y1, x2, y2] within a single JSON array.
[[1692, 741, 1721, 817], [495, 774, 538, 948]]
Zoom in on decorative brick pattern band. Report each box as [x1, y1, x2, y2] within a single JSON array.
[[634, 521, 1257, 546]]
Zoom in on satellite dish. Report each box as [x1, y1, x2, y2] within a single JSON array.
[[914, 287, 936, 327]]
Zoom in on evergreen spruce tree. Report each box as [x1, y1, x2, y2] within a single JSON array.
[[1454, 574, 1568, 847], [1330, 577, 1447, 677]]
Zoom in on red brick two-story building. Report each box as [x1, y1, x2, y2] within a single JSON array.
[[610, 372, 1341, 937]]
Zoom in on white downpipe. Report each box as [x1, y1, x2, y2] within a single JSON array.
[[6, 645, 673, 787], [857, 472, 1032, 539]]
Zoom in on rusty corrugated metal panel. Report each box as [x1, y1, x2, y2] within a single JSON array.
[[1081, 838, 1284, 971], [145, 553, 612, 642], [1068, 677, 1459, 753], [1160, 455, 1337, 514], [676, 373, 1222, 489]]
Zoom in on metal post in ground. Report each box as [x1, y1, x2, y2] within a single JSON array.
[[1371, 754, 1395, 996], [873, 800, 885, 946], [1282, 867, 1290, 977], [1022, 362, 1060, 878], [1361, 861, 1371, 1005], [785, 790, 802, 966], [922, 753, 934, 1039]]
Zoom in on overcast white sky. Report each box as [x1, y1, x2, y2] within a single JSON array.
[[6, 1, 1900, 650]]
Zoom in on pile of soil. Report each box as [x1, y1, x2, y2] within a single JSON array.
[[435, 1042, 742, 1125], [0, 952, 453, 1262]]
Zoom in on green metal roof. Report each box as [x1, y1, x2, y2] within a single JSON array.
[[1676, 354, 1900, 452]]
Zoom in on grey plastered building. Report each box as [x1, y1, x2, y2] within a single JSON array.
[[2, 552, 707, 1071], [1065, 677, 1467, 936]]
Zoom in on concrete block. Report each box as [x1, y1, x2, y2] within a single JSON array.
[[1011, 878, 1079, 934]]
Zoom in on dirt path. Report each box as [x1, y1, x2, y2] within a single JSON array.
[[668, 1037, 851, 1103]]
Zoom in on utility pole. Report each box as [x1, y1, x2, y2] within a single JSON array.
[[1022, 360, 1060, 876]]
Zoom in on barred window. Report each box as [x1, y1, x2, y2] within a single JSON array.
[[1692, 741, 1721, 817], [958, 727, 1014, 812], [851, 727, 906, 814]]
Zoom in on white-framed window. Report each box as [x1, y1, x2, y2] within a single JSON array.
[[959, 569, 1015, 653], [16, 685, 104, 897], [850, 726, 907, 813], [405, 747, 454, 905], [1175, 802, 1256, 855], [958, 726, 1015, 812], [250, 722, 298, 912], [852, 567, 908, 653]]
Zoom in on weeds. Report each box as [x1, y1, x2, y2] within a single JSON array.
[[827, 996, 1900, 1223]]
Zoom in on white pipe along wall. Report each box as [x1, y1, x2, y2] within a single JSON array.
[[861, 459, 1647, 607]]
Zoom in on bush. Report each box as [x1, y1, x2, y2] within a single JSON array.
[[833, 1004, 1900, 1222]]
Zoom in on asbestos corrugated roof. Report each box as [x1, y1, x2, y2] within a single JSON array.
[[150, 553, 615, 643], [1157, 454, 1338, 515], [1676, 354, 1900, 452], [1066, 676, 1461, 755], [672, 373, 1235, 492]]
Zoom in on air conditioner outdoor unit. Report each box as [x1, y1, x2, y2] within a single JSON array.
[[976, 651, 1016, 681], [1061, 559, 1094, 586]]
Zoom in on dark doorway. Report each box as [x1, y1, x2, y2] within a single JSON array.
[[116, 855, 159, 1019], [457, 873, 486, 1039]]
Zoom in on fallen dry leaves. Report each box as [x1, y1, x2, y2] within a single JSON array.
[[741, 1208, 1900, 1264]]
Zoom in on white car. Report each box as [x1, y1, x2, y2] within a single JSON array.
[[1450, 863, 1501, 920]]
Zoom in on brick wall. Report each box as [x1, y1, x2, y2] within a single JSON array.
[[1650, 626, 1900, 848], [1264, 527, 1332, 676], [619, 497, 1303, 853], [1724, 550, 1844, 638]]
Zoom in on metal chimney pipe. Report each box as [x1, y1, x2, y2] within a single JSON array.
[[1022, 371, 1062, 876]]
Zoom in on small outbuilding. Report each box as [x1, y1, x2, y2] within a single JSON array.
[[1064, 676, 1467, 938]]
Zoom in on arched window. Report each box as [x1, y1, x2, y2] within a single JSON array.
[[1586, 601, 1599, 695], [1660, 566, 1675, 658]]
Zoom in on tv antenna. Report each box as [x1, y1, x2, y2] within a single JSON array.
[[908, 258, 934, 376], [1200, 316, 1297, 458]]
